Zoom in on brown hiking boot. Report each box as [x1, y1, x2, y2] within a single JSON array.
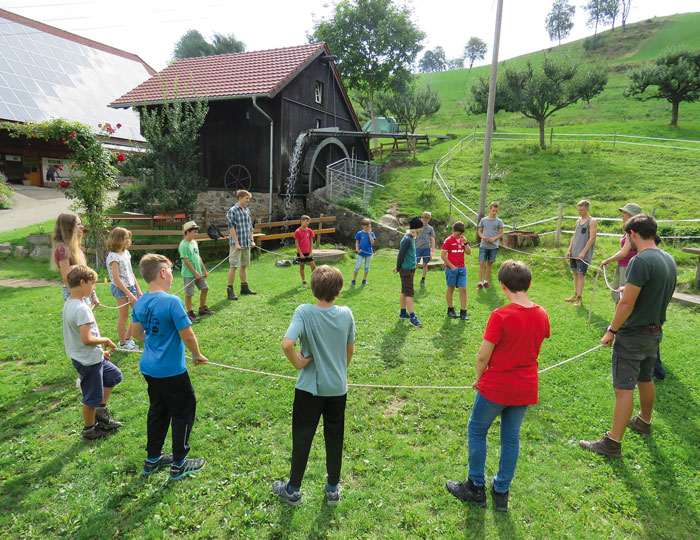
[[573, 296, 582, 307], [95, 406, 122, 430], [579, 432, 622, 458], [627, 413, 651, 435], [240, 282, 257, 295], [564, 294, 578, 302], [198, 305, 215, 316], [227, 286, 238, 301]]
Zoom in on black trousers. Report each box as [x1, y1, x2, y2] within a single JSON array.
[[290, 388, 347, 488], [143, 372, 196, 462]]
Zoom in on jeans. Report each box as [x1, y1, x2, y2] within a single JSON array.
[[468, 391, 528, 493]]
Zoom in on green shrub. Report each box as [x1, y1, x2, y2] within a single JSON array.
[[0, 175, 12, 209]]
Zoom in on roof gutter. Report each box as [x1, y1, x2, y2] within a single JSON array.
[[252, 96, 274, 217], [109, 93, 272, 110]]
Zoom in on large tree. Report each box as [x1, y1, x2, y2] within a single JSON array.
[[377, 84, 441, 133], [463, 37, 488, 69], [620, 0, 632, 32], [173, 30, 245, 60], [465, 74, 508, 130], [546, 0, 575, 46], [310, 0, 424, 137], [419, 47, 447, 72], [601, 0, 621, 31], [500, 56, 608, 148], [583, 0, 604, 35], [624, 49, 700, 126]]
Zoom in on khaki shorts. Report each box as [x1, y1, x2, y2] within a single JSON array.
[[229, 245, 251, 267], [184, 276, 208, 297], [612, 331, 662, 390]]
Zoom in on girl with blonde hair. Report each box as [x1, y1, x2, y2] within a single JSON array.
[[51, 212, 99, 306], [106, 227, 142, 350]]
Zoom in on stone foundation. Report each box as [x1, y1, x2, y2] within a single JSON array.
[[196, 189, 304, 221]]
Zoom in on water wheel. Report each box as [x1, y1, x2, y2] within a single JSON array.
[[223, 164, 252, 193], [300, 137, 349, 193]]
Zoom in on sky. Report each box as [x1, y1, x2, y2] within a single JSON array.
[[1, 0, 698, 71]]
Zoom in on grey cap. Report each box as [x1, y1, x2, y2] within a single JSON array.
[[619, 202, 641, 216]]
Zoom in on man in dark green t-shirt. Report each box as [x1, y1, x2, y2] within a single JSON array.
[[580, 214, 676, 458]]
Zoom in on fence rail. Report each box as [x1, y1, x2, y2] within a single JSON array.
[[326, 158, 383, 211]]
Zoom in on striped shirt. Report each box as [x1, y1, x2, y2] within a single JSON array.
[[226, 204, 253, 247]]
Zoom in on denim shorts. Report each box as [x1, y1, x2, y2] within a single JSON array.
[[354, 254, 372, 273], [110, 284, 137, 299], [478, 247, 498, 263], [445, 266, 467, 288], [612, 331, 662, 390], [72, 358, 123, 407], [415, 248, 432, 264], [570, 258, 589, 275]]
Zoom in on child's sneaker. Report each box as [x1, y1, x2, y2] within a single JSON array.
[[445, 478, 487, 507], [399, 311, 410, 319], [81, 424, 112, 442], [198, 305, 215, 316], [302, 281, 307, 288], [573, 296, 583, 307], [361, 279, 368, 285], [420, 278, 426, 287], [187, 311, 201, 323], [409, 315, 423, 327], [460, 310, 469, 321], [350, 279, 356, 286], [483, 282, 491, 289], [476, 283, 484, 290], [272, 480, 302, 506], [168, 457, 206, 481], [325, 485, 341, 506], [447, 307, 459, 318], [141, 453, 174, 476], [119, 340, 138, 351], [95, 406, 122, 429], [75, 377, 81, 389]]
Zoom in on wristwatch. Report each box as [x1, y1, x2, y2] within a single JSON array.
[[606, 325, 617, 335]]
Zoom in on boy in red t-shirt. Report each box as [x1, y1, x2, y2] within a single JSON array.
[[440, 221, 472, 320], [294, 215, 316, 288], [446, 260, 550, 512]]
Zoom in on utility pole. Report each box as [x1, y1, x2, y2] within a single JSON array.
[[477, 0, 504, 239]]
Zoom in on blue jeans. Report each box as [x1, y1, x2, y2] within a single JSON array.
[[468, 391, 528, 493], [354, 255, 372, 273]]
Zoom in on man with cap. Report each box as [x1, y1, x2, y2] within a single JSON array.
[[600, 203, 666, 380], [179, 220, 213, 323], [580, 214, 676, 457]]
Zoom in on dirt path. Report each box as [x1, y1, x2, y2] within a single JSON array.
[[0, 278, 62, 288]]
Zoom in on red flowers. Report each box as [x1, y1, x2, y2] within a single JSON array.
[[68, 131, 76, 139], [116, 153, 126, 162], [58, 165, 64, 170], [70, 162, 77, 168], [116, 123, 122, 128], [59, 180, 71, 188]]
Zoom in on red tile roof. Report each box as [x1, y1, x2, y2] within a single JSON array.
[[110, 43, 329, 107]]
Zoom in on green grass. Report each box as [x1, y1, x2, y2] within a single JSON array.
[[0, 219, 56, 246], [0, 248, 698, 539]]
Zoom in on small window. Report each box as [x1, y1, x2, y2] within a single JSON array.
[[314, 81, 324, 104], [316, 119, 322, 129]]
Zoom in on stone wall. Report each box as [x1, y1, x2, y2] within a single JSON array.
[[307, 187, 404, 249], [196, 189, 304, 221]]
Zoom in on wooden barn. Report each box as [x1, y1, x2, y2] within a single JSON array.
[[110, 43, 370, 213]]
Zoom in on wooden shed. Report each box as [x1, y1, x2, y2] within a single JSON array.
[[110, 43, 370, 213]]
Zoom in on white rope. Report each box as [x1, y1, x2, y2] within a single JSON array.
[[537, 345, 604, 374]]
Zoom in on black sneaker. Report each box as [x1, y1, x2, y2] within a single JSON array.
[[272, 480, 302, 506], [81, 424, 112, 442], [169, 457, 206, 481], [95, 406, 122, 430], [447, 307, 459, 318], [445, 479, 487, 507], [460, 310, 469, 321], [491, 482, 509, 512], [142, 453, 174, 476]]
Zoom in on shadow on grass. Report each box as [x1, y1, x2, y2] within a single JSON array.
[[475, 288, 505, 311], [380, 320, 410, 368], [431, 315, 468, 358], [311, 495, 336, 538], [267, 287, 301, 305], [458, 504, 485, 538], [493, 508, 521, 540], [342, 285, 365, 299], [269, 502, 296, 540]]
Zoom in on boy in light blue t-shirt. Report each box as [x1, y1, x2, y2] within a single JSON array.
[[352, 218, 376, 285], [131, 253, 209, 482], [273, 265, 356, 507]]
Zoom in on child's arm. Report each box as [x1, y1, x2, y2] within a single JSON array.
[[201, 259, 208, 278], [111, 261, 137, 305], [79, 323, 116, 351], [601, 236, 632, 267], [346, 343, 354, 367], [355, 239, 360, 253], [295, 236, 302, 253], [430, 236, 435, 255], [577, 219, 598, 259], [58, 258, 71, 287], [494, 226, 504, 242], [281, 337, 313, 370], [178, 326, 208, 365], [477, 225, 485, 240], [464, 240, 472, 256], [131, 322, 145, 342], [369, 229, 375, 245], [394, 239, 410, 272], [441, 249, 455, 270], [472, 339, 496, 388], [181, 257, 202, 278]]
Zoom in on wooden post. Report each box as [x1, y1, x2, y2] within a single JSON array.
[[554, 202, 564, 246], [588, 268, 600, 324], [550, 127, 554, 145], [613, 131, 617, 149], [316, 213, 323, 247]]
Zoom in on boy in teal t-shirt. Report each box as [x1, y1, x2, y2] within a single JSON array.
[[178, 221, 213, 322], [273, 265, 356, 507]]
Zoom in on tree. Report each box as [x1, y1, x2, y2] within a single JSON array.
[[419, 47, 447, 72], [499, 55, 608, 148], [624, 49, 700, 126], [545, 0, 575, 46], [621, 0, 632, 32], [447, 57, 464, 70], [310, 0, 425, 138], [377, 84, 441, 133], [583, 0, 604, 35], [463, 37, 487, 69], [601, 0, 621, 31], [173, 29, 245, 60], [465, 74, 508, 130]]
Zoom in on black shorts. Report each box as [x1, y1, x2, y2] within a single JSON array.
[[297, 252, 314, 263]]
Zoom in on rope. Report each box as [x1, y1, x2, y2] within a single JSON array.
[[537, 344, 604, 374]]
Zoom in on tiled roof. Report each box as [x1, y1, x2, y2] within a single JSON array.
[[110, 43, 329, 107]]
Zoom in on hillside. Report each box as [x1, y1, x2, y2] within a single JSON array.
[[418, 12, 700, 135]]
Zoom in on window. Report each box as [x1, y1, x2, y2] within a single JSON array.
[[314, 81, 323, 104], [316, 119, 322, 129]]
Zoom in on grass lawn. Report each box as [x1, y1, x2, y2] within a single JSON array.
[[0, 247, 698, 539]]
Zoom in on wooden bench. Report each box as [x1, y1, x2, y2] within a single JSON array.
[[682, 247, 700, 288], [254, 215, 336, 249], [379, 139, 416, 159]]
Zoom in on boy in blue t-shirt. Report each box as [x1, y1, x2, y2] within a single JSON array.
[[352, 218, 376, 285], [131, 254, 209, 481], [273, 265, 356, 507]]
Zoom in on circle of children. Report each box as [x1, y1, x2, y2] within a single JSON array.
[[53, 189, 676, 510]]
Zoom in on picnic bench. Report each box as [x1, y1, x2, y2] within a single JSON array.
[[682, 247, 700, 288]]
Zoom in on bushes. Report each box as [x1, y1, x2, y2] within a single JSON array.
[[0, 174, 12, 209]]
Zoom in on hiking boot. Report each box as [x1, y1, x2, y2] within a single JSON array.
[[187, 311, 201, 323], [627, 413, 652, 435], [573, 296, 583, 307], [564, 294, 578, 302], [95, 406, 122, 429], [483, 282, 491, 289], [445, 479, 487, 507], [141, 453, 174, 476], [81, 424, 112, 442], [579, 432, 622, 458], [491, 482, 509, 512], [476, 283, 484, 290], [409, 315, 423, 327], [447, 307, 459, 318], [198, 305, 215, 316], [325, 485, 341, 506], [240, 282, 257, 295], [272, 480, 302, 506], [227, 286, 239, 301], [169, 457, 206, 481], [460, 310, 469, 321]]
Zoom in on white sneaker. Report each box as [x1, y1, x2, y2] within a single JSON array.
[[119, 340, 139, 351], [126, 338, 139, 350], [75, 377, 81, 389]]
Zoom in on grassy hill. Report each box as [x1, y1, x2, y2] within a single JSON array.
[[417, 12, 700, 135]]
